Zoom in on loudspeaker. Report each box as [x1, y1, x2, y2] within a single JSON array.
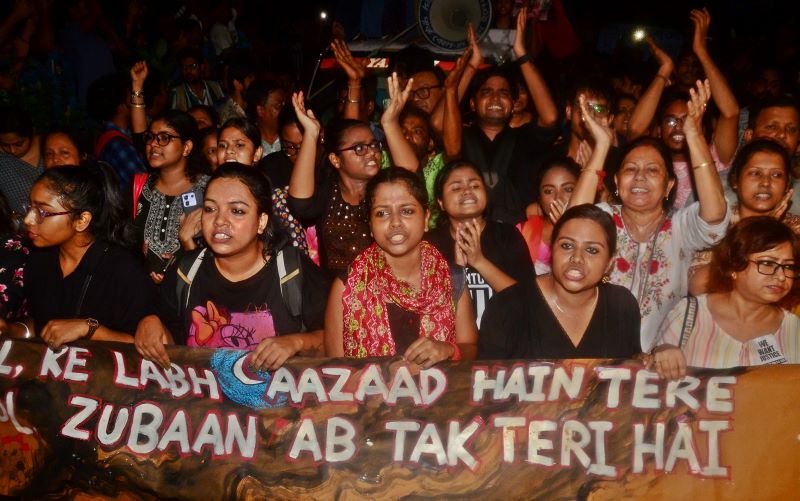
[[417, 0, 492, 52]]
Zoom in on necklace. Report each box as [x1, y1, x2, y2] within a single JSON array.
[[551, 288, 599, 315]]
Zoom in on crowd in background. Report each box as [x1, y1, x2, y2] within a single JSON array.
[[1, 0, 799, 377]]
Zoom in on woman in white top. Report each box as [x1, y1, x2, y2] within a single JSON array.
[[652, 217, 800, 379], [569, 79, 730, 351]]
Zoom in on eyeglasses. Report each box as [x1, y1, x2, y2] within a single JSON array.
[[412, 85, 442, 99], [578, 101, 611, 117], [281, 141, 301, 155], [143, 131, 184, 146], [750, 259, 800, 279], [663, 116, 685, 129], [22, 203, 71, 224], [336, 141, 382, 156]]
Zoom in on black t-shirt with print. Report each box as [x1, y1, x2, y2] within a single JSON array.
[[158, 248, 330, 348], [426, 220, 534, 328]]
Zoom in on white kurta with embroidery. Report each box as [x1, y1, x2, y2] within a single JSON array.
[[597, 202, 731, 351]]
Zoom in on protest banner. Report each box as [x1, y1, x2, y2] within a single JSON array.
[[0, 338, 798, 499]]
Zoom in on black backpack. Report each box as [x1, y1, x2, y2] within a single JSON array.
[[175, 246, 305, 329]]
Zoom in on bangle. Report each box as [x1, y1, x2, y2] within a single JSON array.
[[131, 90, 144, 97], [515, 53, 532, 65], [130, 102, 146, 108], [467, 63, 480, 71], [14, 321, 31, 339], [692, 161, 713, 170], [450, 342, 461, 361], [655, 74, 669, 84]]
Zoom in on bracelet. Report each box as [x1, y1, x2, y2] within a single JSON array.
[[131, 90, 144, 97], [467, 63, 480, 71], [450, 342, 462, 361], [692, 161, 713, 170], [655, 74, 669, 84], [515, 53, 533, 65], [14, 321, 31, 339], [130, 102, 146, 108]]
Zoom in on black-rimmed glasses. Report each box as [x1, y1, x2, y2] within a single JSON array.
[[143, 131, 184, 146], [336, 141, 382, 156], [22, 203, 71, 224], [750, 259, 800, 278], [412, 85, 443, 99]]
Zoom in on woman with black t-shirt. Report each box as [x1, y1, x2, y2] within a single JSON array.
[[427, 160, 534, 328], [479, 204, 641, 359], [22, 166, 155, 347], [135, 164, 329, 370]]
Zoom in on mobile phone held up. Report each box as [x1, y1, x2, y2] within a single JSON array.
[[146, 248, 176, 275], [181, 191, 203, 213]]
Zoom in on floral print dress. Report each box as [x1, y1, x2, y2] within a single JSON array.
[[597, 202, 731, 351]]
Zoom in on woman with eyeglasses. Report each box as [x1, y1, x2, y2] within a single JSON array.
[[131, 60, 211, 283], [689, 139, 800, 295], [568, 80, 730, 352], [288, 74, 419, 275], [16, 166, 155, 347], [651, 217, 800, 378]]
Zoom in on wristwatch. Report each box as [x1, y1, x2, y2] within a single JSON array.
[[85, 318, 100, 339]]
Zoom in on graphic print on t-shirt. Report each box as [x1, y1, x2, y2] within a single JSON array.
[[466, 270, 492, 328], [188, 300, 277, 349]]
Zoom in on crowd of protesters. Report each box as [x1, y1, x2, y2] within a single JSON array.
[[1, 0, 800, 376]]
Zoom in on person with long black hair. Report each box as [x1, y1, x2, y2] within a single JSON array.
[[21, 166, 155, 348]]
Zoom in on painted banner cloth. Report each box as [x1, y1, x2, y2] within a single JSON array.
[[0, 338, 798, 499]]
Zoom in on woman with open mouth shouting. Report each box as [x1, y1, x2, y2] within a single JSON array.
[[426, 160, 534, 329], [568, 79, 730, 352], [324, 167, 477, 367], [134, 163, 329, 370], [479, 204, 641, 359]]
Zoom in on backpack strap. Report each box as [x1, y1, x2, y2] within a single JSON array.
[[276, 247, 303, 323], [176, 248, 207, 310], [94, 129, 131, 158], [132, 173, 149, 220], [678, 296, 698, 350]]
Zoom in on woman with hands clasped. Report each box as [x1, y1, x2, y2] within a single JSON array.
[[324, 167, 477, 367], [135, 164, 329, 370], [287, 73, 419, 275], [427, 161, 534, 328], [568, 79, 730, 352], [651, 217, 800, 379]]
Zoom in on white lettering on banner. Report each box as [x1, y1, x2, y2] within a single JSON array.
[[0, 390, 33, 434], [385, 419, 481, 469], [38, 346, 90, 383], [289, 417, 358, 462], [471, 364, 585, 403], [0, 339, 23, 378]]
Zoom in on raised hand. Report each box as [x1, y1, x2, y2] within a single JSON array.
[[466, 22, 483, 69], [291, 91, 321, 137], [381, 72, 413, 125], [445, 48, 471, 91], [130, 60, 148, 91], [578, 94, 614, 147], [690, 8, 711, 56], [645, 36, 674, 82], [512, 6, 529, 58], [331, 38, 366, 82], [683, 79, 711, 137]]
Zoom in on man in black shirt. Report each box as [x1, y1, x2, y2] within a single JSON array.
[[459, 8, 559, 223]]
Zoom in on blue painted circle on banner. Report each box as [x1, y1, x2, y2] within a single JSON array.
[[417, 0, 492, 52], [211, 350, 288, 410]]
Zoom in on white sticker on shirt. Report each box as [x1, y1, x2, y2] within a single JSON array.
[[749, 334, 788, 365]]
